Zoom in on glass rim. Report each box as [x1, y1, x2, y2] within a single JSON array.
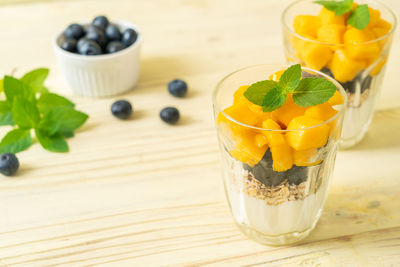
[[281, 0, 397, 46], [212, 64, 347, 132]]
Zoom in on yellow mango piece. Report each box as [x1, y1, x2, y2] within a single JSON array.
[[328, 90, 344, 106], [328, 49, 366, 82], [230, 130, 268, 166], [376, 18, 392, 30], [372, 27, 390, 38], [291, 34, 316, 61], [304, 102, 338, 121], [319, 7, 346, 25], [269, 70, 285, 81], [222, 103, 260, 126], [233, 85, 250, 103], [301, 43, 333, 70], [369, 56, 388, 76], [261, 119, 286, 146], [344, 28, 381, 60], [367, 7, 381, 28], [271, 94, 306, 127], [293, 15, 321, 38], [293, 148, 320, 167], [317, 24, 346, 44], [255, 134, 268, 148], [271, 142, 293, 172], [286, 116, 330, 150]]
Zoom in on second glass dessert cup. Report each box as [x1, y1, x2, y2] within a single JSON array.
[[282, 0, 397, 148], [213, 65, 346, 245]]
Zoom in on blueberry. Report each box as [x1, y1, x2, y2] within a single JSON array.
[[106, 41, 126, 54], [92, 15, 109, 30], [77, 39, 102, 55], [60, 38, 77, 52], [168, 79, 188, 97], [0, 153, 19, 176], [320, 67, 334, 78], [77, 37, 89, 51], [285, 165, 308, 185], [64, 23, 85, 39], [111, 100, 133, 119], [160, 107, 180, 124], [86, 28, 107, 48], [105, 24, 121, 41], [86, 24, 104, 34], [361, 75, 373, 93], [121, 28, 138, 47]]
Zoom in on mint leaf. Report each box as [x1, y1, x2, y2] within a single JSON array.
[[3, 75, 35, 106], [35, 129, 69, 153], [0, 101, 14, 126], [0, 128, 32, 154], [38, 107, 88, 136], [60, 131, 74, 138], [244, 80, 278, 106], [314, 0, 353, 16], [37, 93, 74, 113], [262, 87, 287, 112], [347, 4, 370, 30], [21, 68, 49, 93], [278, 64, 302, 92], [292, 78, 336, 107], [12, 96, 40, 129]]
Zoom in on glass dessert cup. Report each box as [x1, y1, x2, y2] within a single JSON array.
[[212, 64, 346, 246], [282, 0, 397, 148]]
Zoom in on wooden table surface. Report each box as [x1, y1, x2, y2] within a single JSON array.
[[0, 0, 399, 266]]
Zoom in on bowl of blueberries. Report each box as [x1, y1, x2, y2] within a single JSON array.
[[53, 15, 141, 97]]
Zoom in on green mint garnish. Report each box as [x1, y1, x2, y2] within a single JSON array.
[[347, 4, 370, 30], [244, 64, 337, 112], [314, 0, 370, 30], [0, 68, 89, 154], [314, 0, 353, 16], [243, 80, 278, 106], [292, 77, 337, 107]]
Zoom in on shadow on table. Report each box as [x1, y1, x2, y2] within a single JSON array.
[[352, 106, 400, 150]]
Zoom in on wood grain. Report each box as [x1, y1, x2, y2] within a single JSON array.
[[0, 0, 399, 266]]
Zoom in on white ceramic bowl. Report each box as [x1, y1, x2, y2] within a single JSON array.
[[53, 21, 142, 97]]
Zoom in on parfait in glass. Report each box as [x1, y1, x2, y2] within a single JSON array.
[[282, 0, 396, 148], [213, 64, 346, 245]]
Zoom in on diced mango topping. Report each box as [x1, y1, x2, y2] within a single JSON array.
[[286, 116, 330, 150], [328, 90, 344, 106], [290, 3, 392, 82], [218, 74, 340, 170]]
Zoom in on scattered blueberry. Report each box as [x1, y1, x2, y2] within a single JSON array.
[[77, 37, 90, 51], [92, 15, 109, 30], [64, 23, 85, 39], [60, 39, 77, 52], [121, 28, 138, 47], [160, 107, 180, 124], [77, 39, 102, 55], [86, 28, 107, 48], [106, 41, 126, 54], [168, 79, 188, 98], [105, 24, 121, 41], [0, 153, 19, 176], [111, 100, 133, 119]]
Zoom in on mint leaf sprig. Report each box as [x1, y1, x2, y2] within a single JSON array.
[[244, 64, 337, 112], [314, 0, 370, 30], [0, 68, 88, 154]]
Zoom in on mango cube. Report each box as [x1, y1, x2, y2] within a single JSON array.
[[319, 7, 346, 26], [317, 24, 346, 44], [301, 43, 333, 70], [328, 91, 344, 106], [286, 116, 330, 150], [269, 70, 285, 81], [233, 85, 250, 103], [230, 130, 268, 166], [328, 49, 366, 82], [293, 148, 320, 167], [293, 15, 321, 38], [271, 142, 293, 172], [254, 134, 268, 148], [344, 28, 381, 60], [271, 94, 306, 127], [305, 102, 338, 121], [376, 18, 392, 30], [367, 7, 381, 28], [261, 119, 286, 146]]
